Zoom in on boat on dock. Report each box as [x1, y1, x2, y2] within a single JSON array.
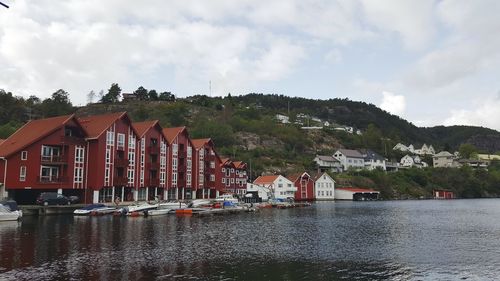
[[144, 209, 172, 216], [215, 194, 239, 204], [158, 201, 187, 210], [73, 204, 106, 215]]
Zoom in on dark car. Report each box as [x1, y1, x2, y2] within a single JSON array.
[[36, 192, 70, 206]]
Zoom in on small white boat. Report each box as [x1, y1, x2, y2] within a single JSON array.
[[189, 199, 212, 208], [0, 204, 22, 221], [215, 194, 239, 203], [90, 207, 117, 216], [74, 204, 106, 215], [144, 209, 172, 216], [158, 202, 187, 210], [126, 203, 158, 213]]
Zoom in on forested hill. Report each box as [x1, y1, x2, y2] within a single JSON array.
[[1, 89, 500, 175]]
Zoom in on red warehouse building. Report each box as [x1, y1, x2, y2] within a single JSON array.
[[78, 112, 139, 203], [163, 127, 195, 200], [288, 172, 315, 201], [192, 138, 223, 199], [220, 159, 248, 197], [132, 120, 169, 201], [0, 115, 88, 204]]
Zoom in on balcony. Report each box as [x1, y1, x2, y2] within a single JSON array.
[[37, 176, 69, 184], [40, 155, 68, 165], [149, 178, 159, 186], [60, 135, 86, 145], [113, 176, 128, 186], [147, 146, 159, 155], [148, 162, 159, 170], [114, 158, 129, 167]]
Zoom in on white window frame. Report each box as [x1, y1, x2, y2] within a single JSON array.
[[117, 133, 125, 147], [21, 151, 28, 160], [20, 166, 26, 181]]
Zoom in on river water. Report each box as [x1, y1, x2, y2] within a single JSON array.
[[1, 199, 500, 280]]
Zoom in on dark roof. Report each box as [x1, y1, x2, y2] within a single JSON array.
[[315, 155, 340, 162], [336, 149, 364, 158], [358, 149, 385, 161]]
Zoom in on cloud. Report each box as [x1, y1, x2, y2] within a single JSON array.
[[324, 49, 342, 64], [380, 91, 406, 116], [443, 97, 500, 131]]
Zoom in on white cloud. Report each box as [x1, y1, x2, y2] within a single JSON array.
[[380, 91, 406, 116], [325, 49, 342, 64], [443, 97, 500, 131]]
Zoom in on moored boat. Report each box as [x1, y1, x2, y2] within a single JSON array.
[[144, 209, 172, 216], [90, 207, 117, 216], [0, 203, 22, 222], [158, 201, 187, 210], [215, 194, 239, 203], [73, 203, 106, 215]]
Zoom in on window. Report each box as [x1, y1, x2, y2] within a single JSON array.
[[222, 178, 225, 184], [222, 168, 226, 173], [278, 184, 283, 188], [20, 166, 26, 181], [74, 167, 83, 183], [106, 131, 114, 145], [21, 151, 28, 160], [230, 178, 234, 183], [210, 161, 215, 169], [117, 133, 125, 147], [231, 168, 234, 173], [210, 175, 215, 182], [129, 134, 136, 148], [40, 166, 58, 182], [75, 146, 85, 163]]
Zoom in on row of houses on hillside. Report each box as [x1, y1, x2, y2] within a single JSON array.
[[275, 114, 362, 135], [393, 143, 436, 155], [432, 151, 498, 169], [0, 112, 247, 204], [314, 148, 387, 172], [250, 172, 379, 201]]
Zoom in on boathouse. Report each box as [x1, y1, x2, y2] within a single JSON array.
[[335, 187, 379, 201], [434, 189, 454, 199]]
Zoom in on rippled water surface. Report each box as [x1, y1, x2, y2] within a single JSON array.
[[1, 199, 500, 280]]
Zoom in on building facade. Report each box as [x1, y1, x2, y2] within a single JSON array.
[[253, 175, 296, 200], [163, 127, 194, 200], [192, 138, 221, 199], [288, 172, 315, 201], [314, 172, 335, 200], [333, 149, 365, 171]]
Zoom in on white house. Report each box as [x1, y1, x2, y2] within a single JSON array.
[[246, 183, 271, 201], [359, 149, 386, 171], [275, 114, 290, 124], [433, 151, 458, 168], [253, 175, 296, 200], [313, 155, 343, 173], [314, 172, 335, 200], [400, 155, 428, 168], [333, 149, 365, 171]]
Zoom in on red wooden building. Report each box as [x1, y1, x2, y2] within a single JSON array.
[[163, 127, 195, 200], [192, 138, 223, 199], [132, 120, 169, 201], [288, 172, 315, 201], [434, 189, 455, 199], [220, 159, 248, 197], [78, 112, 139, 203], [0, 114, 87, 204]]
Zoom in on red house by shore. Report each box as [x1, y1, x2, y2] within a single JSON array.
[[0, 114, 88, 204], [288, 172, 315, 201], [434, 189, 455, 199], [192, 138, 222, 199], [220, 159, 248, 197], [163, 127, 194, 200], [132, 120, 169, 201]]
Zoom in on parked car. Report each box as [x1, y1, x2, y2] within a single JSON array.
[[68, 196, 79, 204], [36, 192, 70, 206]]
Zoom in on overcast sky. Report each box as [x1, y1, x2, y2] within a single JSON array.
[[1, 0, 500, 130]]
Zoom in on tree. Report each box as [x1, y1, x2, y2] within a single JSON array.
[[101, 83, 121, 103], [159, 91, 174, 101], [40, 89, 74, 117], [87, 90, 96, 104], [133, 86, 148, 101], [459, 143, 478, 159], [148, 89, 158, 101]]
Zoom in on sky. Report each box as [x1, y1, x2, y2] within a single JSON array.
[[1, 0, 500, 130]]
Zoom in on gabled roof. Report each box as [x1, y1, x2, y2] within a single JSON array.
[[191, 138, 212, 149], [315, 155, 340, 162], [433, 151, 453, 158], [253, 175, 280, 185], [358, 149, 385, 161], [336, 149, 364, 158], [0, 139, 4, 145], [313, 172, 336, 182], [220, 158, 235, 168], [287, 172, 310, 182], [233, 161, 247, 169], [78, 112, 137, 139], [132, 120, 161, 138], [0, 114, 78, 158], [162, 126, 187, 144]]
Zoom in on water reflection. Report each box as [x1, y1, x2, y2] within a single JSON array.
[[1, 200, 500, 280]]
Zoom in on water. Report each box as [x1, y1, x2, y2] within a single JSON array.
[[1, 199, 500, 280]]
